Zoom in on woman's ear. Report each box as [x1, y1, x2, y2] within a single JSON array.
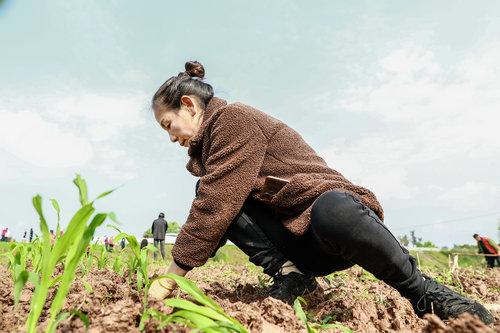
[[180, 95, 196, 115]]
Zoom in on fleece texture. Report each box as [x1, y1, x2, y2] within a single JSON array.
[[171, 97, 384, 268]]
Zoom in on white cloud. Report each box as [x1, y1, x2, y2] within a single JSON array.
[[0, 152, 28, 182], [51, 93, 149, 141], [321, 136, 418, 201], [0, 92, 150, 181], [322, 42, 500, 207], [437, 181, 500, 213], [378, 47, 441, 82], [90, 144, 138, 181], [0, 110, 93, 168]]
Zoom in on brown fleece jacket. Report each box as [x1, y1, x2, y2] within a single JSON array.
[[171, 97, 384, 268]]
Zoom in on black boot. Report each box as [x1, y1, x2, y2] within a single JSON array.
[[412, 276, 494, 324], [268, 271, 318, 304]]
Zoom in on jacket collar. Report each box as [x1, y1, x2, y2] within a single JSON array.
[[188, 97, 227, 156]]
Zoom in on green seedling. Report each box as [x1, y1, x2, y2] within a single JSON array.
[[55, 309, 90, 330], [111, 227, 156, 300], [294, 297, 353, 333], [19, 174, 115, 333], [112, 255, 124, 275], [1, 243, 37, 306], [29, 238, 44, 273], [141, 274, 248, 333], [50, 198, 61, 237], [96, 245, 109, 270], [82, 279, 93, 294], [81, 243, 95, 276]]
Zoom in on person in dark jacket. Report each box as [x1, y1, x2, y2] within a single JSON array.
[[140, 238, 149, 250], [147, 61, 493, 325], [152, 213, 168, 260], [473, 234, 500, 268]]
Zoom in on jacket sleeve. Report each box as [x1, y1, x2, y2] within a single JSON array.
[[172, 110, 267, 268]]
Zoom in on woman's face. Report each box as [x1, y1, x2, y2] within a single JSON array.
[[154, 96, 204, 148]]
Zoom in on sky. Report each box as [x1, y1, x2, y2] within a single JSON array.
[[1, 1, 499, 247]]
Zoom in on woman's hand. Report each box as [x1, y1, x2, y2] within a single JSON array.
[[148, 261, 188, 300]]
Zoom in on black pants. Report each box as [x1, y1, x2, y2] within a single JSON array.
[[154, 239, 166, 260], [485, 255, 500, 268], [220, 190, 425, 300]]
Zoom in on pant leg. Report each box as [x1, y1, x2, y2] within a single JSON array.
[[153, 239, 159, 259], [308, 191, 425, 299], [485, 256, 494, 268], [223, 209, 288, 276], [212, 195, 352, 276], [195, 179, 287, 276], [242, 199, 353, 276], [160, 240, 166, 260]]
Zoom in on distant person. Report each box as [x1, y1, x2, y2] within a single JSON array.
[[104, 235, 114, 252], [49, 229, 56, 243], [140, 238, 149, 250], [147, 61, 493, 325], [473, 234, 500, 268], [120, 237, 126, 250], [29, 228, 34, 242], [108, 236, 114, 252], [152, 213, 168, 260], [21, 231, 27, 243], [1, 227, 7, 242]]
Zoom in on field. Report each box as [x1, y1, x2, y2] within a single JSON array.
[[0, 176, 499, 332], [1, 242, 499, 333]]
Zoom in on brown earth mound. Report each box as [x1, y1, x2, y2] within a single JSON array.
[[422, 313, 495, 333], [458, 268, 500, 304]]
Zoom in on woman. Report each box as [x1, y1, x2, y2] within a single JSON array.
[[148, 61, 493, 324]]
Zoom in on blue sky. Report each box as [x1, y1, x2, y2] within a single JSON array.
[[1, 1, 499, 246]]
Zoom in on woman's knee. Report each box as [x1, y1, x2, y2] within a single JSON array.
[[311, 191, 362, 237]]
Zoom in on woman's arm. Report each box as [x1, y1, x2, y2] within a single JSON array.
[[172, 109, 267, 269], [166, 261, 188, 276]]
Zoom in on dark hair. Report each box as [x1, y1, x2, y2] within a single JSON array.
[[152, 61, 214, 111], [473, 234, 479, 238], [159, 212, 165, 218], [140, 238, 149, 249]]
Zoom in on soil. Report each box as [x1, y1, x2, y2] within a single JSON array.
[[0, 263, 498, 332], [458, 268, 500, 304]]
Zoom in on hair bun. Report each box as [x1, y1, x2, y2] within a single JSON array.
[[185, 61, 205, 79]]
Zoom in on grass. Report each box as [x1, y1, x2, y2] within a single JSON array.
[[410, 249, 484, 270]]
